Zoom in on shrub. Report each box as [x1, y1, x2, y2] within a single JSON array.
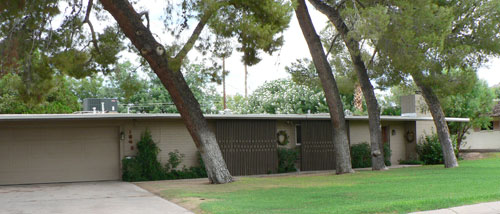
[[384, 143, 392, 166], [351, 143, 372, 168], [165, 150, 185, 171], [122, 130, 166, 181], [351, 142, 392, 168], [278, 148, 298, 173], [164, 151, 207, 179], [122, 130, 207, 181], [122, 157, 146, 181], [417, 133, 458, 165]]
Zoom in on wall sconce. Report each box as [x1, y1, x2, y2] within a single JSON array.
[[391, 129, 396, 136], [120, 131, 125, 140]]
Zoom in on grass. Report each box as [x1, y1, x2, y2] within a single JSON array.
[[137, 153, 500, 214]]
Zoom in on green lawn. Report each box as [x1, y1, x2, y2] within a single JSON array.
[[137, 154, 500, 214]]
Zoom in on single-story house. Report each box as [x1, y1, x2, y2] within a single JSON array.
[[0, 95, 468, 185], [462, 100, 500, 152]]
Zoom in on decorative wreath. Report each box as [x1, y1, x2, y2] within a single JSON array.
[[277, 130, 289, 146], [405, 131, 415, 142]]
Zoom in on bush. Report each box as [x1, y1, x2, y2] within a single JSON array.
[[122, 130, 166, 181], [122, 130, 207, 181], [278, 148, 298, 173], [417, 134, 458, 165], [384, 143, 392, 166], [122, 157, 146, 181], [351, 143, 392, 168], [164, 151, 207, 179], [351, 143, 372, 168]]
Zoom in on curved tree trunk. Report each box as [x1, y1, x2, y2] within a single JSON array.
[[413, 76, 459, 168], [308, 0, 386, 170], [100, 0, 233, 184], [295, 0, 354, 174]]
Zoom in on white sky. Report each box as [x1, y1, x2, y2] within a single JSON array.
[[122, 1, 500, 96]]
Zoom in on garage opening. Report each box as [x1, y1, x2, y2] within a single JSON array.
[[0, 126, 120, 185]]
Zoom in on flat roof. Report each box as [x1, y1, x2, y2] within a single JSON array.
[[0, 113, 470, 122]]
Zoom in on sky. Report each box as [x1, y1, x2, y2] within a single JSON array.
[[125, 1, 500, 96]]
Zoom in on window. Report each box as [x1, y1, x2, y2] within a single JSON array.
[[296, 124, 302, 145]]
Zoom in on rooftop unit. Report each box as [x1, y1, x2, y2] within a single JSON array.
[[83, 98, 119, 113]]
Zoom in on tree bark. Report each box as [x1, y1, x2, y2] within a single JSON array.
[[308, 0, 386, 170], [295, 0, 354, 174], [413, 76, 459, 168], [99, 0, 233, 183]]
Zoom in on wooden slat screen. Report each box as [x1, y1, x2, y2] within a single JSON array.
[[301, 120, 336, 171], [216, 120, 277, 176]]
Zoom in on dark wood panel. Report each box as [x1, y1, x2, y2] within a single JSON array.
[[301, 120, 336, 171], [216, 120, 277, 176]]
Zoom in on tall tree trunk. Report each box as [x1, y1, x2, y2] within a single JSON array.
[[244, 64, 248, 97], [308, 0, 386, 170], [295, 0, 354, 174], [413, 76, 459, 168], [223, 57, 227, 109], [100, 0, 233, 183]]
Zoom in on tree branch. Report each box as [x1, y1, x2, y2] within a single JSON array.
[[83, 0, 100, 53], [309, 0, 336, 16], [325, 33, 340, 58], [174, 9, 215, 62], [138, 11, 149, 29]]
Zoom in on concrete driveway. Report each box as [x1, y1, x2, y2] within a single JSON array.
[[0, 181, 193, 214]]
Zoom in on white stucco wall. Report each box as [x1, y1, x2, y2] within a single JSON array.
[[348, 121, 371, 145], [464, 130, 500, 150]]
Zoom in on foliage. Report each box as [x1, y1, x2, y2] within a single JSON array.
[[351, 142, 391, 168], [493, 85, 500, 99], [350, 143, 372, 168], [240, 78, 329, 114], [443, 79, 495, 150], [285, 58, 357, 113], [122, 157, 146, 182], [417, 134, 459, 165], [384, 143, 392, 167], [134, 130, 166, 180], [277, 148, 298, 173], [358, 0, 500, 94], [124, 63, 222, 114], [381, 106, 401, 116], [378, 83, 419, 116], [142, 154, 500, 214], [164, 151, 207, 180], [0, 73, 80, 113], [0, 0, 124, 107], [122, 130, 207, 181], [165, 150, 185, 172]]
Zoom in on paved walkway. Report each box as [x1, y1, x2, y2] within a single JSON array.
[[410, 201, 500, 214], [0, 181, 193, 214]]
